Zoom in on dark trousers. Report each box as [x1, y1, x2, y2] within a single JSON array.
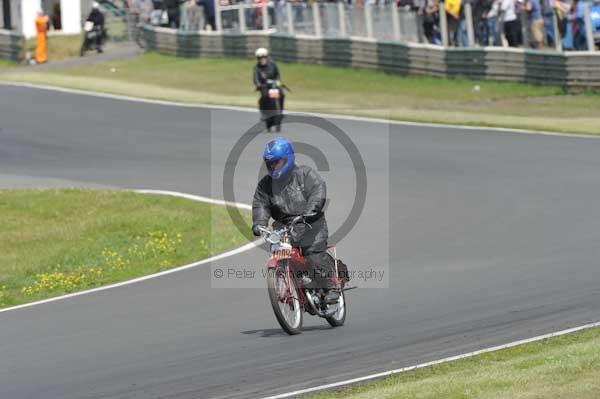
[[205, 14, 215, 31], [302, 250, 336, 290], [2, 0, 11, 29], [447, 15, 460, 47], [95, 29, 104, 49], [504, 19, 521, 47]]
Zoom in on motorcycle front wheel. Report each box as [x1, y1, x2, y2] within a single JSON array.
[[267, 262, 303, 335], [80, 39, 88, 56]]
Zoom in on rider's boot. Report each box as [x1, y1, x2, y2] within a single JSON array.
[[300, 274, 313, 288], [323, 289, 340, 305]]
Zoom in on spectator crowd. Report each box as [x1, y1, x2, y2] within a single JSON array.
[[128, 0, 599, 50], [413, 0, 599, 49]]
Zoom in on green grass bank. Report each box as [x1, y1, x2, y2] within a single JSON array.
[[0, 188, 252, 308], [310, 326, 600, 399]]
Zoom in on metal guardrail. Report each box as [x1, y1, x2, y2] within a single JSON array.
[[141, 25, 600, 88], [0, 28, 23, 61]]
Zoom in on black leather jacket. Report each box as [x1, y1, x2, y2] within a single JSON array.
[[86, 9, 105, 28], [253, 61, 281, 90], [252, 164, 328, 253]]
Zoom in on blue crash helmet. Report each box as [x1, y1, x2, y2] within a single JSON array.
[[263, 136, 295, 179]]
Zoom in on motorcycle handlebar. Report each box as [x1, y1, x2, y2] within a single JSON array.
[[256, 80, 291, 92], [258, 216, 312, 240]]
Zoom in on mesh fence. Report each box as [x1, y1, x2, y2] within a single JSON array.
[[346, 4, 368, 37], [372, 4, 396, 41], [398, 8, 421, 42], [180, 6, 206, 31], [289, 2, 316, 35], [320, 3, 341, 37], [103, 10, 132, 42]]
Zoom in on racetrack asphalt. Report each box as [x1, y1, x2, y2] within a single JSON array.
[[1, 84, 599, 399]]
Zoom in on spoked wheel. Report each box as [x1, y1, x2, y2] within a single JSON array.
[[267, 262, 303, 335], [326, 289, 346, 327]]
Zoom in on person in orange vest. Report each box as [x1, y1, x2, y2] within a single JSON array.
[[35, 10, 50, 63]]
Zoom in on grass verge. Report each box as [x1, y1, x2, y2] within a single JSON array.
[[0, 59, 18, 68], [25, 34, 84, 62], [0, 188, 252, 308], [309, 326, 600, 399], [1, 52, 600, 134]]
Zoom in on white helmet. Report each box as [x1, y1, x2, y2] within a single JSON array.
[[255, 47, 269, 58]]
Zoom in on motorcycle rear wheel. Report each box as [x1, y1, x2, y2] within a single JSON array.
[[267, 262, 303, 335]]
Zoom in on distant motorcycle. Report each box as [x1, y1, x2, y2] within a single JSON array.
[[258, 216, 350, 335], [80, 21, 104, 56], [257, 79, 289, 133]]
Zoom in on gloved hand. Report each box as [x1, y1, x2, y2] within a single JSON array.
[[302, 212, 319, 224], [252, 224, 266, 237]]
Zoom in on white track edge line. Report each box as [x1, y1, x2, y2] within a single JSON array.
[[134, 189, 252, 210], [1, 81, 598, 139], [0, 189, 257, 315], [261, 320, 600, 399]]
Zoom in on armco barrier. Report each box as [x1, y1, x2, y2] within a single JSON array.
[[0, 29, 23, 62], [142, 25, 600, 89]]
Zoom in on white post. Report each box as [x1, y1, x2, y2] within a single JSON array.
[[262, 2, 269, 31], [584, 1, 596, 51], [312, 1, 322, 37], [238, 3, 245, 33], [20, 0, 41, 38], [552, 9, 562, 51], [60, 0, 81, 35], [338, 1, 347, 37], [439, 7, 448, 46], [365, 4, 374, 38], [391, 3, 401, 41], [520, 8, 530, 47], [286, 2, 294, 34], [215, 0, 222, 31], [465, 2, 475, 46]]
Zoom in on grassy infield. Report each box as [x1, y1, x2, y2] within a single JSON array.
[[1, 43, 599, 398], [0, 189, 252, 308]]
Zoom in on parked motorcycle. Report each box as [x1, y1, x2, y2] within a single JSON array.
[[80, 21, 105, 56], [258, 216, 350, 335]]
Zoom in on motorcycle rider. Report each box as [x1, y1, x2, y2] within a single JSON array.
[[85, 2, 105, 53], [253, 47, 284, 132], [251, 137, 340, 305]]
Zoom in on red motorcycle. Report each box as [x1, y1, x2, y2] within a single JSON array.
[[258, 217, 348, 335]]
